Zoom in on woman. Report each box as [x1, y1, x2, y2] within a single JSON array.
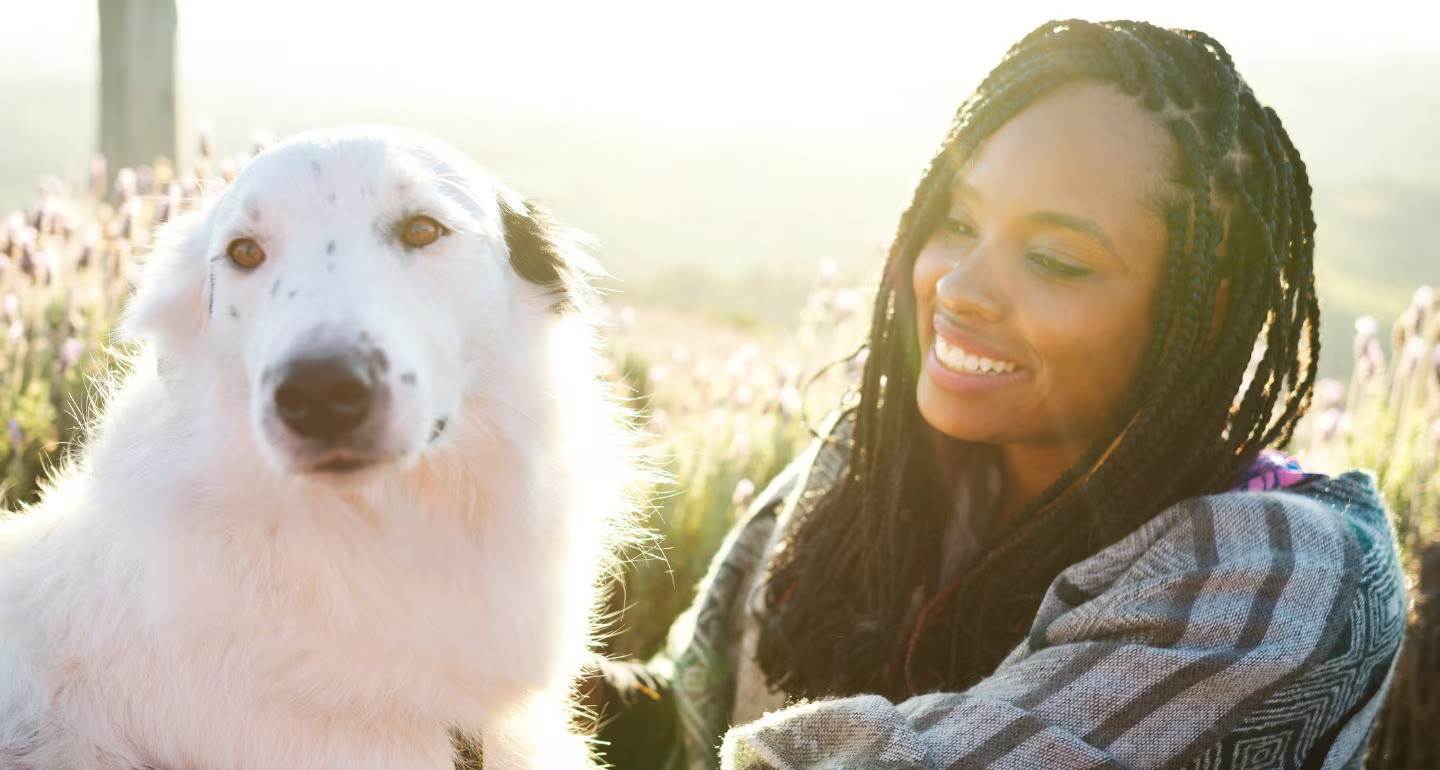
[[592, 19, 1406, 770]]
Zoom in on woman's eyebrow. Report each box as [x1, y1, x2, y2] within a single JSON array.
[[1027, 210, 1122, 263]]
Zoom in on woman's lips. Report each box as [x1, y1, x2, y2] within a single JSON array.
[[930, 314, 1024, 373]]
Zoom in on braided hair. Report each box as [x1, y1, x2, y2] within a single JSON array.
[[757, 19, 1320, 699]]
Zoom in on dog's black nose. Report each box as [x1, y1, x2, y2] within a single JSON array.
[[273, 356, 376, 440]]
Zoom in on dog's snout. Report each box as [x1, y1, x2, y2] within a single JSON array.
[[273, 356, 376, 440]]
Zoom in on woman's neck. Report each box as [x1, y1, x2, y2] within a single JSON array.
[[998, 440, 1087, 522]]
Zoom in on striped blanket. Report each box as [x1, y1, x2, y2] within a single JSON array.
[[606, 418, 1406, 770]]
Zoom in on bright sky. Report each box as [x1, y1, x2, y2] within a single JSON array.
[[6, 0, 1439, 141]]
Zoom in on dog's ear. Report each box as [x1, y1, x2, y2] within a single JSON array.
[[117, 209, 212, 352], [497, 193, 601, 314]]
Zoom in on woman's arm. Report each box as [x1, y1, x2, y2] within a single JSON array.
[[720, 479, 1406, 769], [595, 447, 813, 768], [590, 655, 679, 767]]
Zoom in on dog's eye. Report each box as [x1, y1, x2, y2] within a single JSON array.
[[227, 238, 266, 269], [401, 216, 446, 248]]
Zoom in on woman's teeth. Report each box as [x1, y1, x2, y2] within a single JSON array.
[[935, 337, 1018, 375]]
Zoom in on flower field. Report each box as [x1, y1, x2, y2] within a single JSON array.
[[1, 138, 1435, 767]]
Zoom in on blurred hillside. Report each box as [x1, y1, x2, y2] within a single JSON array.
[[1, 55, 1436, 378]]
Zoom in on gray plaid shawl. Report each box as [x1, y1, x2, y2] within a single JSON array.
[[658, 419, 1406, 770]]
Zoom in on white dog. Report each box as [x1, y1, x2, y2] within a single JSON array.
[[0, 127, 640, 769]]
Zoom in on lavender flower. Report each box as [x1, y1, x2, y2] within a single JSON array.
[[1315, 409, 1346, 445], [817, 257, 838, 286], [732, 478, 756, 509], [1399, 337, 1428, 379], [1314, 378, 1346, 412], [114, 168, 137, 204], [89, 154, 108, 200], [7, 419, 21, 447], [1354, 316, 1384, 379], [136, 165, 155, 196], [197, 120, 215, 160], [59, 337, 84, 373]]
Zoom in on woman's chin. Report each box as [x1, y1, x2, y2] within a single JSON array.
[[916, 377, 1012, 443]]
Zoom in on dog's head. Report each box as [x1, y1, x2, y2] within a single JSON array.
[[121, 126, 598, 481]]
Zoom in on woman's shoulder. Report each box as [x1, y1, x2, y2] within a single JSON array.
[[1067, 469, 1394, 578], [1046, 468, 1405, 659], [1171, 469, 1396, 576]]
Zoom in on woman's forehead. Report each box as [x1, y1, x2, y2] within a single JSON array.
[[953, 82, 1177, 216]]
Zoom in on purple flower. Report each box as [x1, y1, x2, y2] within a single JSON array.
[[7, 419, 21, 447], [1315, 409, 1346, 444], [1399, 338, 1428, 378], [732, 478, 756, 509], [157, 182, 182, 223], [89, 154, 108, 199], [1314, 378, 1346, 411], [136, 165, 155, 196], [19, 241, 35, 278], [59, 337, 84, 372], [197, 121, 215, 159], [114, 168, 137, 204], [1354, 316, 1379, 360]]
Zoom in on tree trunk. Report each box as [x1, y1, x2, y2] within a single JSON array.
[[97, 0, 178, 175]]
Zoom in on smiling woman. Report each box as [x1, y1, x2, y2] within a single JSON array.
[[589, 18, 1407, 770], [913, 83, 1176, 521]]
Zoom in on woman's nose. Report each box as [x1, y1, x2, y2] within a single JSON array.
[[935, 250, 1005, 323]]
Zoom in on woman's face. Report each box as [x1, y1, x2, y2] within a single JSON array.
[[913, 82, 1176, 458]]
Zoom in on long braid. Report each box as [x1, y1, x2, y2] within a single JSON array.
[[758, 19, 1323, 699]]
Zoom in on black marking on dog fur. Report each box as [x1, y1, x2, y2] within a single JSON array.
[[207, 270, 215, 316], [288, 290, 298, 300], [327, 240, 336, 255], [429, 417, 448, 443], [228, 304, 240, 320], [498, 195, 591, 314], [400, 371, 417, 385], [359, 331, 372, 344], [248, 208, 262, 222], [362, 347, 390, 375], [271, 278, 281, 297]]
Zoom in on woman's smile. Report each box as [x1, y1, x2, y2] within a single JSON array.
[[926, 315, 1027, 394]]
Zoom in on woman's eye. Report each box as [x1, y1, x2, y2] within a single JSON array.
[[1027, 252, 1093, 279], [942, 217, 978, 239], [226, 238, 266, 269], [400, 215, 447, 248]]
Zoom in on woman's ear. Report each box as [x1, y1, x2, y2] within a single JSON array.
[[497, 191, 602, 314], [117, 209, 213, 354]]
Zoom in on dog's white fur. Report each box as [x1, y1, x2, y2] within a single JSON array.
[[0, 127, 638, 769]]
